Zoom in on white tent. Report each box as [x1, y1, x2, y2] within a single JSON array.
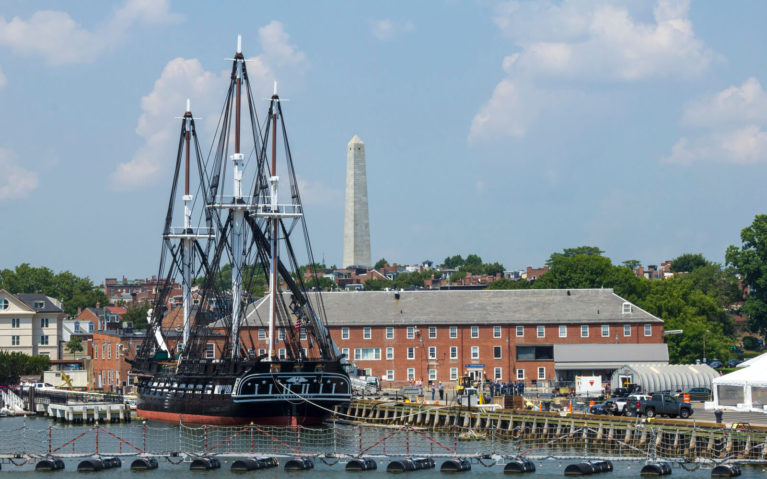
[[711, 362, 767, 412], [736, 352, 767, 368]]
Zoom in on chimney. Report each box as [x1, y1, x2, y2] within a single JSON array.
[[96, 301, 101, 309]]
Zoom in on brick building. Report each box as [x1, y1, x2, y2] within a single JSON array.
[[233, 288, 666, 388], [92, 329, 146, 392]]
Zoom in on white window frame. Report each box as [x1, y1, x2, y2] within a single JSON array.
[[107, 343, 111, 358], [493, 346, 502, 359], [450, 346, 458, 359], [407, 347, 415, 360], [644, 324, 652, 336], [363, 327, 371, 339], [581, 325, 589, 338], [386, 370, 394, 381], [258, 329, 266, 340], [624, 324, 631, 337], [517, 369, 525, 380], [428, 346, 437, 359], [449, 326, 457, 338], [622, 302, 632, 314], [386, 327, 394, 339], [342, 347, 349, 358], [0, 299, 7, 310], [494, 367, 502, 380], [471, 326, 479, 338], [386, 347, 394, 360], [11, 318, 20, 328], [205, 343, 215, 359], [428, 369, 437, 381], [407, 326, 415, 339], [516, 325, 524, 337], [278, 328, 285, 340], [493, 325, 502, 338], [341, 327, 349, 340], [11, 335, 19, 346], [559, 325, 567, 338], [353, 348, 381, 361], [537, 325, 545, 338], [450, 368, 458, 381], [601, 324, 609, 337], [407, 368, 415, 380], [538, 367, 546, 380], [40, 318, 49, 328], [279, 348, 286, 360], [471, 346, 479, 359], [428, 326, 437, 339]]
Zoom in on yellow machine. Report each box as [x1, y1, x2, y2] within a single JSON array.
[[60, 372, 74, 390]]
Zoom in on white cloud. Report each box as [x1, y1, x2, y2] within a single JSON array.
[[0, 148, 39, 200], [470, 0, 716, 141], [111, 23, 309, 191], [665, 78, 767, 165], [0, 0, 180, 66], [371, 19, 414, 41], [297, 177, 343, 207]]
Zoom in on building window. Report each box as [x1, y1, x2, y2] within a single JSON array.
[[341, 348, 349, 358], [428, 346, 437, 359], [38, 334, 48, 346], [493, 325, 501, 338], [74, 321, 81, 334], [537, 325, 545, 338], [559, 325, 567, 338], [407, 368, 415, 380], [517, 369, 525, 380], [428, 369, 437, 381], [471, 326, 479, 338], [428, 326, 436, 339], [516, 325, 524, 337], [601, 324, 609, 337], [386, 347, 394, 360], [278, 329, 285, 340], [624, 324, 631, 336], [299, 329, 307, 340], [407, 326, 415, 339], [279, 348, 286, 360], [494, 367, 502, 380], [386, 370, 394, 381], [94, 344, 98, 359], [644, 324, 652, 336], [363, 327, 371, 339], [116, 344, 122, 359], [34, 301, 44, 309], [40, 318, 49, 328], [258, 329, 266, 340], [471, 346, 479, 359], [450, 346, 458, 359], [107, 344, 111, 359], [386, 327, 394, 339], [11, 318, 20, 328], [407, 347, 415, 360], [450, 368, 458, 380], [538, 367, 546, 380], [0, 299, 7, 310], [622, 302, 632, 314], [449, 326, 457, 338], [581, 325, 589, 338], [493, 346, 502, 359], [353, 348, 381, 360], [11, 335, 19, 346], [341, 327, 349, 340]]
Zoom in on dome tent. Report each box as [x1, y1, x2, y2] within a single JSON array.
[[610, 363, 718, 394]]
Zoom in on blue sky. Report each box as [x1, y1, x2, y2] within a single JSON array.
[[1, 0, 766, 281]]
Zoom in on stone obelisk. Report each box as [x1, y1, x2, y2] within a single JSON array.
[[343, 135, 371, 269]]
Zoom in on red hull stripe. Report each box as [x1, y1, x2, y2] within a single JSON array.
[[136, 409, 323, 426]]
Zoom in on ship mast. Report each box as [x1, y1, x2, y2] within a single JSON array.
[[230, 35, 246, 359], [182, 99, 193, 349], [268, 82, 279, 360]]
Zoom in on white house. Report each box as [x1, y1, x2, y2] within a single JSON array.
[[0, 289, 65, 359]]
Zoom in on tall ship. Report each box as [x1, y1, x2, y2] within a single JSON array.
[[129, 37, 351, 425]]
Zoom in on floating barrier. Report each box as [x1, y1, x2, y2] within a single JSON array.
[[35, 457, 65, 472], [440, 458, 471, 472], [284, 457, 314, 471], [640, 462, 672, 476], [231, 457, 279, 472], [564, 460, 613, 476], [346, 458, 378, 471], [77, 456, 121, 472], [189, 457, 221, 471], [130, 457, 159, 471], [504, 458, 536, 474], [711, 464, 742, 477], [387, 457, 436, 473]]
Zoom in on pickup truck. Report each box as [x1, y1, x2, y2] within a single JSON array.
[[611, 394, 650, 415], [627, 394, 693, 419]]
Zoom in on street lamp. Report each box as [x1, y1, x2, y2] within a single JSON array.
[[703, 330, 710, 364]]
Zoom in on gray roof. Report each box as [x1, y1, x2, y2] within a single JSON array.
[[17, 294, 64, 313], [554, 344, 669, 370], [231, 288, 662, 327], [610, 363, 718, 393]]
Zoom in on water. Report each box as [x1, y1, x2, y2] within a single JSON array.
[[1, 417, 765, 478]]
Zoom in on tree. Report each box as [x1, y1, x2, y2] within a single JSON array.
[[442, 255, 465, 269], [65, 336, 84, 356], [374, 258, 389, 270], [123, 304, 151, 330], [726, 215, 767, 335], [670, 253, 709, 273], [533, 254, 614, 289], [464, 254, 483, 266], [309, 276, 337, 290], [546, 246, 605, 266], [486, 279, 531, 290], [622, 259, 641, 270], [364, 278, 393, 291]]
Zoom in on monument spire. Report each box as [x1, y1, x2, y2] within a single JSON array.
[[343, 134, 371, 269]]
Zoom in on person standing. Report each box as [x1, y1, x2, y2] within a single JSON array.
[[438, 382, 444, 401], [431, 383, 436, 401]]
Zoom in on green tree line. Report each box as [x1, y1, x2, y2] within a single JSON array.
[[0, 352, 50, 385]]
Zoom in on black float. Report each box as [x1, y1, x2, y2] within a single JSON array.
[[77, 456, 121, 472], [440, 458, 471, 472], [564, 460, 613, 476], [386, 457, 436, 473], [640, 462, 672, 476], [346, 458, 378, 471], [189, 457, 221, 471], [231, 457, 280, 472], [504, 459, 536, 474], [35, 457, 65, 472], [284, 457, 314, 471], [711, 464, 742, 477], [130, 457, 159, 471]]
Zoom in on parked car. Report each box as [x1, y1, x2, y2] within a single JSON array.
[[674, 387, 711, 402], [611, 394, 651, 416], [707, 359, 723, 369], [628, 394, 694, 419], [727, 359, 743, 368], [590, 401, 609, 415]]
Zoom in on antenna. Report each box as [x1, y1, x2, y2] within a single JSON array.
[[237, 34, 242, 54], [186, 98, 191, 113], [273, 81, 278, 96]]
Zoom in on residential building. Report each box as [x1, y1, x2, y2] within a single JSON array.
[[0, 290, 65, 359], [92, 329, 146, 393]]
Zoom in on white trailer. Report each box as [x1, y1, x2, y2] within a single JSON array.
[[576, 376, 603, 397]]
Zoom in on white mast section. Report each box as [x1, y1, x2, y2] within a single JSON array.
[[230, 35, 245, 359], [268, 88, 279, 360], [182, 98, 193, 349]]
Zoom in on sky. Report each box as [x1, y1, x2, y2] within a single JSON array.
[[1, 0, 767, 282]]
